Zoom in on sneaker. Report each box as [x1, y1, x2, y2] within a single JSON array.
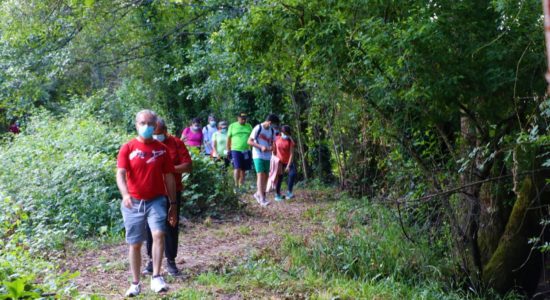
[[142, 260, 153, 275], [274, 194, 283, 202], [253, 193, 263, 205], [151, 276, 168, 293], [166, 259, 179, 275], [261, 198, 271, 207], [125, 282, 141, 297], [286, 191, 294, 199]]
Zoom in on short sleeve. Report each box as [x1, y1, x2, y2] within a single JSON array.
[[117, 143, 130, 169], [249, 125, 259, 140], [227, 124, 233, 138], [162, 146, 176, 174], [177, 139, 192, 164]]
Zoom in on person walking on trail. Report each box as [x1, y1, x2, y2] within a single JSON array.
[[142, 118, 193, 276], [180, 117, 203, 155], [202, 115, 218, 157], [248, 114, 280, 206], [212, 120, 230, 168], [116, 110, 177, 297], [273, 125, 297, 201], [227, 112, 253, 193]]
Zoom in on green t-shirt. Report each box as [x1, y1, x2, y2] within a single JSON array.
[[227, 122, 252, 151], [212, 131, 228, 157]]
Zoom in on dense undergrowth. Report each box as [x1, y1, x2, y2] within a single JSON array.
[[171, 192, 520, 299]]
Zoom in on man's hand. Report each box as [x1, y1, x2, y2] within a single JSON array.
[[260, 145, 267, 152], [168, 204, 177, 227], [122, 195, 133, 209], [285, 165, 290, 173]]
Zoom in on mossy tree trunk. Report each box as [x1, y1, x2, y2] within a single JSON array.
[[459, 114, 548, 295], [479, 144, 547, 295]]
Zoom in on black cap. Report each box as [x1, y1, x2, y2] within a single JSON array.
[[238, 112, 248, 118]]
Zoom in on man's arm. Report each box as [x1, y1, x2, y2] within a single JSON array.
[[248, 137, 268, 152], [165, 172, 178, 227], [116, 168, 132, 208], [165, 173, 177, 203], [175, 162, 192, 174], [226, 136, 232, 153]]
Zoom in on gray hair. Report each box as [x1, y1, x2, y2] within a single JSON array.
[[135, 109, 158, 123]]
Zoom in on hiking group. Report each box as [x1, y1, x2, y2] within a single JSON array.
[[116, 109, 297, 297]]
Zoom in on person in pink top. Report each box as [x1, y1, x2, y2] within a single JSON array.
[[180, 117, 203, 154]]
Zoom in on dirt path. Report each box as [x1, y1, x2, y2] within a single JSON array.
[[63, 189, 328, 299]]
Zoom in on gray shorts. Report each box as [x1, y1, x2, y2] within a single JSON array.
[[121, 195, 167, 245]]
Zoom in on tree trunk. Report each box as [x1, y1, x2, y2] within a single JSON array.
[[481, 144, 546, 296]]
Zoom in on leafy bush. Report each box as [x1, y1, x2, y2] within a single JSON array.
[[182, 153, 239, 216], [0, 107, 128, 250], [0, 191, 78, 298]]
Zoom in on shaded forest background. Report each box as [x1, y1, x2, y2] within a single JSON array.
[[1, 0, 550, 298]]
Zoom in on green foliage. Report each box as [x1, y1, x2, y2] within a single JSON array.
[[182, 153, 240, 216], [0, 226, 78, 299], [0, 106, 127, 250], [284, 197, 455, 284]]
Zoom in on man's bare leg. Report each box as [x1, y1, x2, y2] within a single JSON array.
[[129, 243, 142, 283], [151, 230, 165, 276]]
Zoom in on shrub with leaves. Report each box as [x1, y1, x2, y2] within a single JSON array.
[[0, 107, 128, 250], [182, 153, 240, 216]]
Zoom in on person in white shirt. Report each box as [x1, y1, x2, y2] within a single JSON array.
[[248, 113, 280, 206]]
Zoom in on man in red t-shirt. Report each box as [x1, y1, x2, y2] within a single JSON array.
[[116, 110, 177, 297], [143, 118, 192, 276]]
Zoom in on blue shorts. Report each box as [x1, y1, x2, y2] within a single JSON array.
[[231, 150, 252, 170], [120, 195, 167, 245]]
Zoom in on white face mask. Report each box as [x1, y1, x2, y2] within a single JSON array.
[[153, 134, 166, 142]]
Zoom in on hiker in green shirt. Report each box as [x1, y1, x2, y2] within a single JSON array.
[[227, 112, 253, 192]]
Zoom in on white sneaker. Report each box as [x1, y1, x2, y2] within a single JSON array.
[[151, 276, 168, 293], [125, 282, 141, 297], [253, 193, 262, 205]]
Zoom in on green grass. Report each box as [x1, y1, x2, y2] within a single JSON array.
[[237, 225, 252, 235], [173, 194, 477, 299]]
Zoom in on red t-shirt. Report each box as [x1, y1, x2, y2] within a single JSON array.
[[274, 136, 295, 164], [117, 138, 175, 200], [162, 135, 192, 192]]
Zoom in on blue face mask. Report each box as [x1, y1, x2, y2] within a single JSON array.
[[153, 134, 166, 142], [210, 121, 217, 127], [221, 128, 228, 134], [281, 133, 289, 140], [138, 125, 154, 139]]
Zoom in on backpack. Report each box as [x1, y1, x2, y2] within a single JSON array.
[[254, 124, 274, 145]]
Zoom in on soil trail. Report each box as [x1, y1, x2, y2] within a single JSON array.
[[63, 190, 328, 299]]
